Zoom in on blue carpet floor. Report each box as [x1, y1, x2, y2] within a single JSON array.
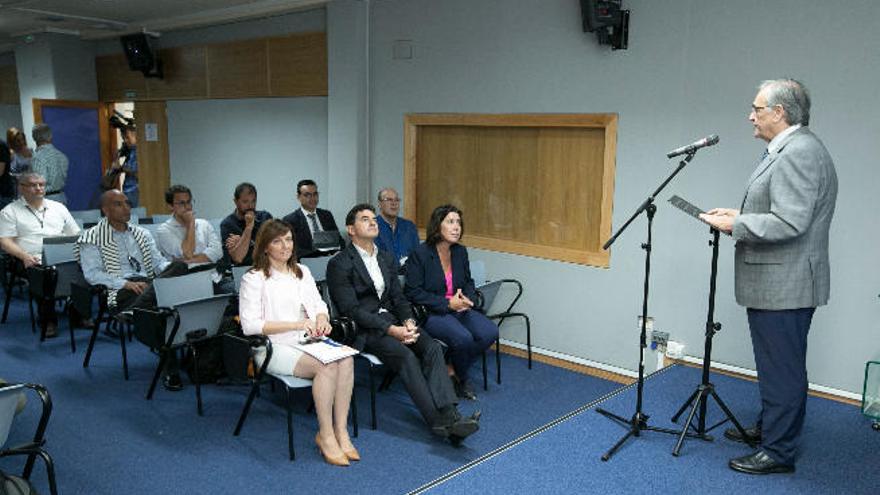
[[422, 364, 880, 495], [0, 297, 619, 494]]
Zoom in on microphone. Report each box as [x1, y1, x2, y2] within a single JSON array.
[[666, 134, 719, 158]]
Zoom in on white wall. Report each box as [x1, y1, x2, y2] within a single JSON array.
[[365, 0, 880, 393], [0, 104, 21, 136], [166, 97, 328, 220]]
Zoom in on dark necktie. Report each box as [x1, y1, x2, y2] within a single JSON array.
[[308, 213, 321, 233]]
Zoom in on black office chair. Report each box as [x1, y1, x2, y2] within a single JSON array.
[[0, 383, 58, 495], [132, 270, 231, 415], [474, 278, 532, 388], [1, 255, 28, 325], [229, 318, 359, 461], [75, 282, 134, 379]]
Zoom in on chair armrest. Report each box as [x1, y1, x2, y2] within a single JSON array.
[[0, 383, 52, 454], [70, 282, 108, 318]]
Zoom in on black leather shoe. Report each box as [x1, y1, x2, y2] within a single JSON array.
[[452, 376, 477, 401], [163, 374, 184, 392], [432, 409, 480, 441], [724, 425, 762, 444], [729, 451, 794, 475]]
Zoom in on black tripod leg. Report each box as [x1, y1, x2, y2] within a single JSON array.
[[672, 390, 706, 456], [671, 388, 700, 423], [709, 388, 756, 447], [602, 427, 637, 461], [596, 408, 633, 429]]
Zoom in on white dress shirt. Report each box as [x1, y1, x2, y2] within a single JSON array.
[[0, 197, 79, 258], [155, 216, 223, 266], [301, 206, 324, 234], [354, 242, 385, 300]]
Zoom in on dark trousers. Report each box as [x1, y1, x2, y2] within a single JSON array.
[[423, 310, 499, 382], [364, 321, 457, 426], [747, 307, 815, 465], [115, 261, 190, 374]]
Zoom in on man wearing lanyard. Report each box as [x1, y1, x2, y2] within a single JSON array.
[[0, 172, 80, 337]]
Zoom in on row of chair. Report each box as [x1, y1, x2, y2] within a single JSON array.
[[1, 233, 532, 461]]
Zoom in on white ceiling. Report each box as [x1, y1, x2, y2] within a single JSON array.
[[0, 0, 327, 53]]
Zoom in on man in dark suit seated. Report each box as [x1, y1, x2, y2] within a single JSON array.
[[326, 203, 479, 443], [282, 179, 345, 259]]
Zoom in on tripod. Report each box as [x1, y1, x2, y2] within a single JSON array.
[[669, 227, 755, 456], [596, 153, 702, 462]]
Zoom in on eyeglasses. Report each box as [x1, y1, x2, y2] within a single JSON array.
[[21, 182, 46, 189], [380, 198, 400, 203], [750, 104, 775, 114], [128, 256, 142, 272]]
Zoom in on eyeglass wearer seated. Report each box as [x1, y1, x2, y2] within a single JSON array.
[[238, 219, 358, 467], [404, 205, 499, 401]]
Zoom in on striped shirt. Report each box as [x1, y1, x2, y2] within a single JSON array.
[[31, 143, 68, 202]]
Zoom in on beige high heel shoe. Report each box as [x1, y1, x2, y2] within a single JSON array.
[[315, 434, 350, 467]]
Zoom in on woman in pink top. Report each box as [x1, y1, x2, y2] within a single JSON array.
[[239, 219, 357, 466], [404, 205, 499, 401]]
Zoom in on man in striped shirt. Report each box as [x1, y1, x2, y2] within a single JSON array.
[[30, 124, 68, 205]]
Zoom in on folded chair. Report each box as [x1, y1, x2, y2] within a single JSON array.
[[133, 270, 231, 415]]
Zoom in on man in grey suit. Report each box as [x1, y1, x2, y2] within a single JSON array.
[[701, 79, 837, 475]]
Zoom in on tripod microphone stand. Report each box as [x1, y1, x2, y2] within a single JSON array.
[[596, 153, 702, 462], [669, 227, 755, 456]]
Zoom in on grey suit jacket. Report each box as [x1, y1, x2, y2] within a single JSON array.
[[733, 127, 838, 310]]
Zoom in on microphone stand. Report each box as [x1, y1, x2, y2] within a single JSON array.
[[669, 227, 754, 456], [596, 152, 702, 461]]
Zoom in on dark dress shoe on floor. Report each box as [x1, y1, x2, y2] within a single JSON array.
[[163, 374, 184, 392], [724, 425, 762, 444], [729, 451, 794, 475], [452, 376, 477, 401], [432, 409, 481, 441], [44, 322, 58, 338]]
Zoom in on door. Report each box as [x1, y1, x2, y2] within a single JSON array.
[[33, 99, 111, 210]]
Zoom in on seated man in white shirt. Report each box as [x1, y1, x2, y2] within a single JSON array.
[[155, 185, 229, 292], [0, 172, 80, 337]]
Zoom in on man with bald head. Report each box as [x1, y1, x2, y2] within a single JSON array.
[[77, 190, 188, 390], [375, 187, 419, 269]]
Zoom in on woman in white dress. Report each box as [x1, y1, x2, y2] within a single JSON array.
[[239, 219, 358, 466]]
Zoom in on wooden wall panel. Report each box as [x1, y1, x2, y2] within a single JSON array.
[[0, 66, 19, 105], [96, 55, 147, 101], [206, 39, 269, 99], [146, 46, 207, 99], [132, 101, 170, 215], [268, 32, 328, 96], [95, 32, 327, 101], [405, 114, 617, 267]]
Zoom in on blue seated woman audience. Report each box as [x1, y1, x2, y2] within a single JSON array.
[[238, 219, 358, 467], [404, 205, 499, 400]]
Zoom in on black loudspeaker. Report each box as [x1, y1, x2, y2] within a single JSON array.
[[120, 33, 163, 78]]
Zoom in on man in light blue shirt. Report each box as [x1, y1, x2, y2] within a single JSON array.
[[77, 190, 188, 390], [30, 124, 68, 205], [375, 187, 419, 269]]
